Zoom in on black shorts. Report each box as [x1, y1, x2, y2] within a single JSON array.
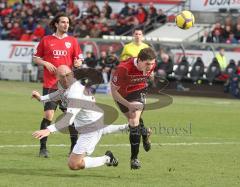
[[116, 88, 147, 113], [43, 88, 59, 111]]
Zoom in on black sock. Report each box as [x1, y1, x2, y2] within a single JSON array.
[[69, 124, 78, 152], [40, 118, 51, 150], [139, 118, 147, 141], [129, 126, 141, 160]]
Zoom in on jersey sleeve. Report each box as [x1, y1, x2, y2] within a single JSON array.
[[111, 66, 127, 87], [40, 90, 62, 103], [33, 38, 44, 58], [73, 38, 84, 61]]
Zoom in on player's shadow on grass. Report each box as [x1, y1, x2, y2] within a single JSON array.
[[0, 168, 121, 179], [145, 93, 173, 111]]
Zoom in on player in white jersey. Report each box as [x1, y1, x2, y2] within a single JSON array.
[[32, 65, 128, 170]]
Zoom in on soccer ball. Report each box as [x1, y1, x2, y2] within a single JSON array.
[[175, 10, 195, 30]]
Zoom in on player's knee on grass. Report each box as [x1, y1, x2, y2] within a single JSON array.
[[68, 154, 85, 170]]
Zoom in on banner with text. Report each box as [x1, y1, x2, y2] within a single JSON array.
[[0, 41, 38, 64], [190, 0, 240, 12]]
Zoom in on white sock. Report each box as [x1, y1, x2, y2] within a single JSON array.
[[83, 156, 110, 169], [102, 124, 128, 135]]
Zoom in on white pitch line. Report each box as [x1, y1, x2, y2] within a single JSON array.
[[0, 142, 240, 148]]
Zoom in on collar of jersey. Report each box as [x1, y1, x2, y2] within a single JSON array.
[[52, 33, 68, 39]]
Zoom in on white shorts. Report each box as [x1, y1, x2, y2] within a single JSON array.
[[72, 124, 127, 155], [72, 128, 103, 156]]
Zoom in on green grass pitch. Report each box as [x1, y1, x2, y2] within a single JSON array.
[[0, 80, 240, 187]]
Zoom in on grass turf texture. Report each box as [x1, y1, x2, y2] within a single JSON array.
[[0, 80, 240, 187]]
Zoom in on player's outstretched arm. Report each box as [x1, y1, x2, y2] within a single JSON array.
[[32, 57, 56, 73], [32, 129, 51, 140], [31, 90, 62, 103], [32, 90, 41, 101]]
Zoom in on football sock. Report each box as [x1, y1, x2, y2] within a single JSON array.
[[69, 124, 78, 152], [83, 156, 110, 168], [139, 118, 147, 140], [129, 125, 141, 160], [40, 118, 51, 150], [102, 124, 128, 135]]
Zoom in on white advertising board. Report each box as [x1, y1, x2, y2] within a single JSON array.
[[190, 0, 240, 12], [0, 41, 38, 64]]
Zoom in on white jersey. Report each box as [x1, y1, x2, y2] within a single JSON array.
[[66, 81, 103, 127], [40, 81, 104, 133]]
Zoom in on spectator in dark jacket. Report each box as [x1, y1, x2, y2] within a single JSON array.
[[200, 31, 213, 43], [103, 0, 112, 19], [212, 30, 225, 43], [84, 51, 97, 68], [156, 9, 167, 24], [155, 53, 173, 78], [98, 51, 119, 83], [119, 2, 130, 17], [233, 24, 240, 41]]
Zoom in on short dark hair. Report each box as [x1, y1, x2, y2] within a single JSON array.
[[49, 13, 72, 32], [138, 48, 156, 61], [132, 27, 144, 35]]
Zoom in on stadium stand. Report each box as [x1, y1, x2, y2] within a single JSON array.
[[146, 23, 210, 42], [0, 0, 240, 98], [0, 0, 171, 40]]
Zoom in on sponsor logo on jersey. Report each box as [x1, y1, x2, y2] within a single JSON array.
[[130, 76, 147, 83], [65, 42, 71, 48], [53, 50, 67, 58]]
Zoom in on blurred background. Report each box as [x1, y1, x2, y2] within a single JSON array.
[[1, 0, 240, 99]]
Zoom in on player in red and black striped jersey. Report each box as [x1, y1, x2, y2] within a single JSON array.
[[111, 48, 156, 169], [33, 13, 83, 158]]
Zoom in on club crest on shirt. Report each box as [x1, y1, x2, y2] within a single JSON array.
[[65, 42, 71, 48]]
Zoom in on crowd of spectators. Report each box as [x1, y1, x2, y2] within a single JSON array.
[[82, 49, 119, 83], [200, 16, 240, 44], [0, 0, 167, 41], [1, 0, 239, 95]]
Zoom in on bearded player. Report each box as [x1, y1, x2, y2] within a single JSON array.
[[32, 13, 83, 157]]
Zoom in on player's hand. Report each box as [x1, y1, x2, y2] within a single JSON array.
[[74, 58, 82, 68], [32, 129, 50, 140], [44, 61, 56, 73], [31, 90, 41, 101], [128, 101, 144, 112]]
